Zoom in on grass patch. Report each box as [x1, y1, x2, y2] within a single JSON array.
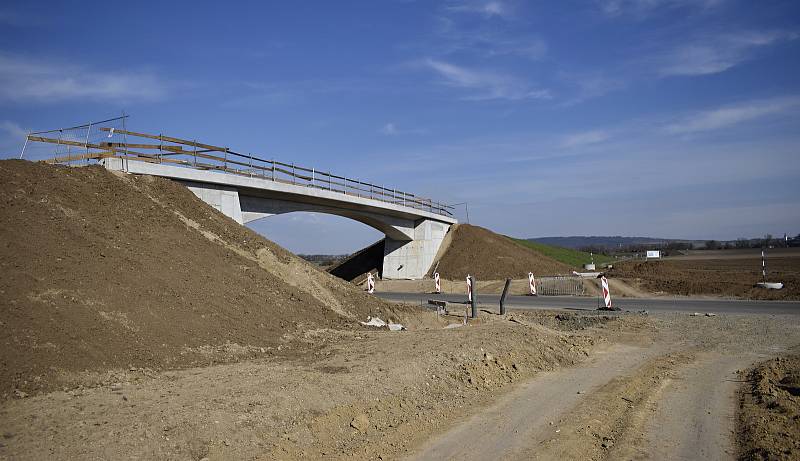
[[511, 238, 616, 268]]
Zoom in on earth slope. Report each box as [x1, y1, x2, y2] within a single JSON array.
[[434, 224, 572, 280], [0, 160, 402, 398]]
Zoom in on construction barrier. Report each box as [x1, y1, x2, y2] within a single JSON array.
[[601, 276, 612, 308], [535, 276, 585, 296], [367, 273, 375, 294], [528, 272, 537, 296]]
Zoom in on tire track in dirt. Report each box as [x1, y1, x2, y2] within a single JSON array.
[[407, 343, 663, 461], [641, 352, 757, 461]]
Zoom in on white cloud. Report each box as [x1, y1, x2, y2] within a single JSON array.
[[0, 120, 27, 140], [561, 130, 611, 148], [0, 54, 167, 103], [559, 71, 627, 106], [665, 97, 800, 134], [599, 0, 723, 17], [381, 122, 398, 135], [379, 122, 428, 136], [424, 58, 552, 101], [659, 30, 798, 77], [446, 1, 513, 19]]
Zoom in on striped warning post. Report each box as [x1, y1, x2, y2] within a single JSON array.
[[528, 272, 537, 296], [762, 250, 766, 281], [601, 276, 612, 309], [434, 272, 441, 294], [466, 274, 472, 302], [367, 273, 375, 294]]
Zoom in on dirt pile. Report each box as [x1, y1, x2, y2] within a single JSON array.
[[0, 160, 404, 398], [738, 354, 800, 460], [610, 258, 800, 300], [433, 224, 572, 280], [0, 310, 619, 460]]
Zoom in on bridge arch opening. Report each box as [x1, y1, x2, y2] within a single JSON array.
[[246, 211, 383, 258]]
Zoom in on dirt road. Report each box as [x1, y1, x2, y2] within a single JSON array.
[[2, 311, 798, 460], [407, 313, 799, 461], [408, 343, 661, 460], [644, 352, 750, 461]]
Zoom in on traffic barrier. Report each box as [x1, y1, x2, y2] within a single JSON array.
[[535, 276, 585, 296], [601, 276, 612, 308], [528, 272, 537, 296], [367, 273, 375, 294]]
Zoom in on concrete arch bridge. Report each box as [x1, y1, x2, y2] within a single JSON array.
[[24, 124, 456, 280]]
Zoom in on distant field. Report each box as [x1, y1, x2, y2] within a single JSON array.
[[511, 238, 616, 268], [663, 248, 800, 260]]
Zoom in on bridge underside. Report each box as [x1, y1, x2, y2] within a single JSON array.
[[183, 181, 449, 279], [100, 158, 453, 280]]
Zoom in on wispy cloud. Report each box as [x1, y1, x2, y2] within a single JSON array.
[[658, 30, 798, 76], [0, 120, 27, 140], [432, 4, 546, 61], [0, 53, 168, 103], [599, 0, 723, 18], [559, 71, 627, 106], [380, 122, 428, 136], [445, 1, 514, 19], [665, 96, 800, 134], [423, 58, 552, 101], [561, 130, 611, 148]]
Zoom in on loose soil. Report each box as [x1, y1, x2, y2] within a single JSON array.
[[737, 353, 800, 460], [0, 159, 407, 399], [0, 310, 616, 460], [610, 258, 800, 300], [433, 224, 572, 280]]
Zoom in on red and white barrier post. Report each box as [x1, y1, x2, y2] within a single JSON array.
[[528, 272, 537, 296], [600, 276, 612, 309], [434, 272, 441, 294], [466, 274, 472, 302], [367, 273, 375, 294]]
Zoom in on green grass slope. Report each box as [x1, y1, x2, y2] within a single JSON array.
[[511, 238, 616, 268]]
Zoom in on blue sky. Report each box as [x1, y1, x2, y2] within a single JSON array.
[[1, 0, 799, 253]]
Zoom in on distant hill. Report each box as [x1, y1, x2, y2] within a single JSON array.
[[529, 236, 694, 250]]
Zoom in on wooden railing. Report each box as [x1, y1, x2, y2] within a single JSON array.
[[27, 128, 454, 217]]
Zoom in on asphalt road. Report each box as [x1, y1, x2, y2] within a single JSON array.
[[375, 292, 800, 315]]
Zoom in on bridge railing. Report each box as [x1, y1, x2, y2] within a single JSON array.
[[24, 125, 454, 217]]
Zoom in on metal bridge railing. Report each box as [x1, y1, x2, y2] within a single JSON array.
[[22, 117, 454, 218]]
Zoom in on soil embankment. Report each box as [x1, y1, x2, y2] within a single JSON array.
[[433, 224, 572, 280], [737, 354, 800, 460], [0, 160, 407, 398]]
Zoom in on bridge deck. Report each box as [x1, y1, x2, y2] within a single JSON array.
[[24, 123, 454, 220]]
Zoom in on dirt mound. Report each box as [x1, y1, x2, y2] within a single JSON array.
[[433, 224, 572, 280], [610, 258, 800, 300], [0, 160, 405, 398], [738, 354, 800, 460]]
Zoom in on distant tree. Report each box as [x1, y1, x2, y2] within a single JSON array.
[[705, 240, 720, 250], [763, 234, 773, 248], [735, 238, 750, 249]]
